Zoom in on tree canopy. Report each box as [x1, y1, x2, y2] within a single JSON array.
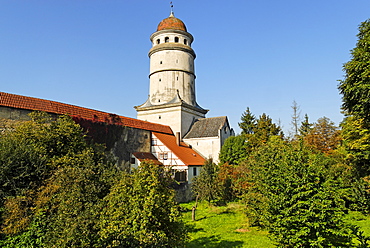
[[339, 19, 370, 121]]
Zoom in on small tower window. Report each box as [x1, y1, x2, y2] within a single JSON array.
[[159, 115, 161, 119], [184, 39, 187, 45], [159, 78, 161, 82], [165, 37, 169, 43], [175, 37, 179, 43], [156, 39, 160, 44], [176, 59, 178, 63], [160, 61, 162, 64]]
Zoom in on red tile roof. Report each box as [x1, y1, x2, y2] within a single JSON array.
[[132, 152, 162, 165], [0, 92, 173, 134], [153, 132, 205, 166]]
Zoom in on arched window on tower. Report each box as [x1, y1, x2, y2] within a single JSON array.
[[184, 39, 187, 45], [175, 37, 179, 43], [156, 39, 160, 44], [165, 37, 169, 43]]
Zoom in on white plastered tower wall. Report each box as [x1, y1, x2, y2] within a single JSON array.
[[135, 12, 208, 137]]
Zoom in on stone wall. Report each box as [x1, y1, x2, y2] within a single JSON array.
[[74, 117, 151, 171], [0, 106, 151, 171]]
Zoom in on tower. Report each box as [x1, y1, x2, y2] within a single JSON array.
[[135, 12, 208, 137]]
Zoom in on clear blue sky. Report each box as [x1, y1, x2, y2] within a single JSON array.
[[1, 1, 369, 134]]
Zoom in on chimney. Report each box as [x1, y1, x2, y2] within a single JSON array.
[[176, 132, 181, 146]]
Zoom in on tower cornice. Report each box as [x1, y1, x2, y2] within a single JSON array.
[[135, 101, 208, 115], [148, 43, 196, 58], [148, 68, 196, 78]]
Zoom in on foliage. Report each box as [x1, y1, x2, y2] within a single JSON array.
[[239, 107, 256, 135], [0, 112, 88, 199], [299, 113, 313, 136], [98, 160, 186, 248], [219, 135, 247, 165], [243, 137, 353, 247], [341, 116, 370, 177], [0, 113, 187, 247], [221, 109, 283, 166], [192, 159, 222, 204], [250, 113, 282, 145], [338, 19, 370, 121], [303, 116, 341, 154]]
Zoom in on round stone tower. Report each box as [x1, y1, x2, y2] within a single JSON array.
[[135, 12, 208, 137]]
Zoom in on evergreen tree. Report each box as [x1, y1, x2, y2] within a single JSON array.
[[299, 114, 313, 136], [238, 107, 256, 134]]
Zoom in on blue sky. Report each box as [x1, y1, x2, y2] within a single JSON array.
[[1, 1, 369, 135]]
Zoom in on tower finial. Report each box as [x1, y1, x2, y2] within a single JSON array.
[[170, 1, 174, 17]]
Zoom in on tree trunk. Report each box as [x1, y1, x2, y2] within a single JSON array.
[[192, 195, 199, 221]]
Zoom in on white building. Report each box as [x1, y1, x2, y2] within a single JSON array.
[[135, 11, 234, 166]]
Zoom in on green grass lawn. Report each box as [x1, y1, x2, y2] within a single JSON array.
[[181, 201, 274, 248], [181, 201, 370, 248]]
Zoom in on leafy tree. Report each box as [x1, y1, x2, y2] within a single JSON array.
[[304, 117, 341, 154], [338, 19, 370, 121], [253, 113, 282, 142], [243, 137, 353, 247], [0, 113, 115, 247], [1, 113, 188, 247], [238, 107, 256, 134], [0, 112, 88, 199], [98, 160, 186, 248], [192, 159, 222, 204], [341, 116, 370, 176], [219, 135, 247, 165]]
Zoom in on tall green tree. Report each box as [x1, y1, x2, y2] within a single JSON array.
[[192, 159, 221, 204], [239, 107, 256, 134], [219, 135, 247, 165], [0, 113, 115, 247], [299, 114, 313, 137], [338, 19, 370, 121], [243, 137, 353, 247], [338, 19, 370, 184]]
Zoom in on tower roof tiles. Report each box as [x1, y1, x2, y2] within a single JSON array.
[[157, 13, 187, 32]]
